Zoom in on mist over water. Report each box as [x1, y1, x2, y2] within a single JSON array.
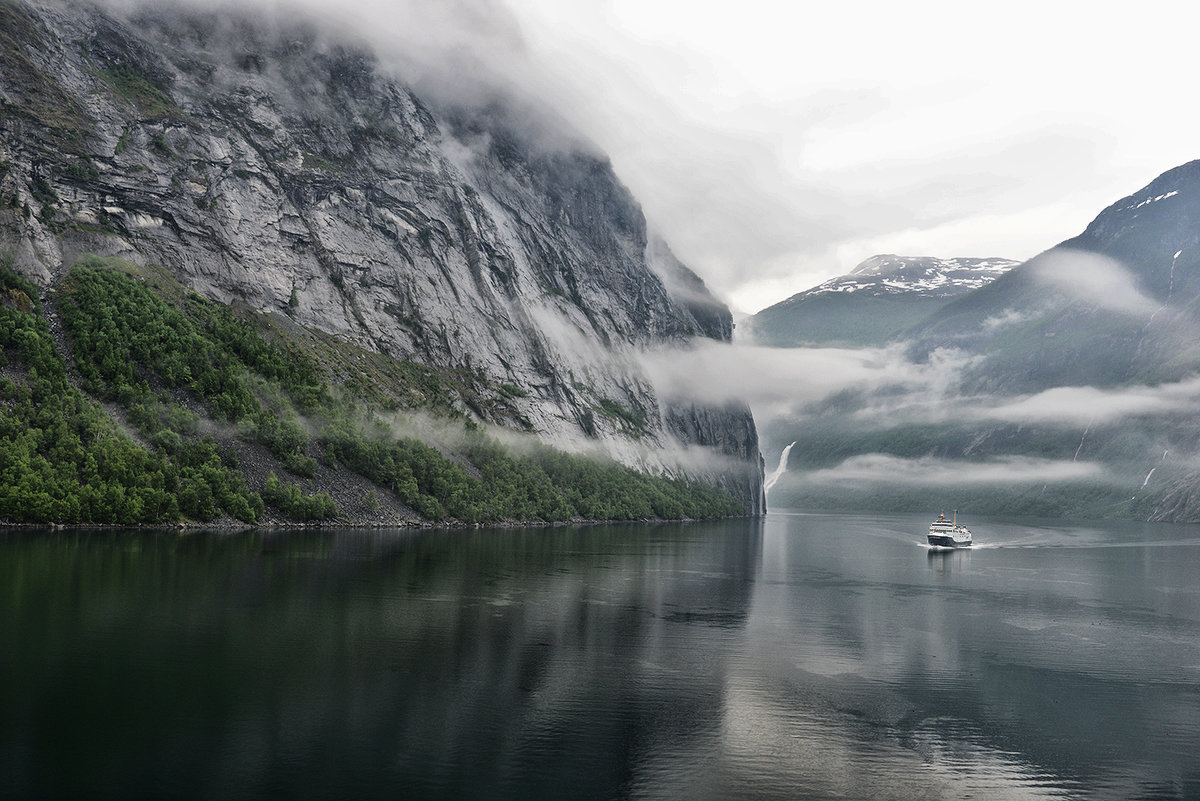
[[2, 516, 1199, 800]]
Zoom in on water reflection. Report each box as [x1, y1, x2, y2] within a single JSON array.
[[725, 513, 1200, 800], [926, 547, 972, 577], [2, 514, 1199, 799], [0, 522, 763, 800]]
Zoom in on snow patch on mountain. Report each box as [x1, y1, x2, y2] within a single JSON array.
[[1121, 189, 1181, 213], [805, 255, 1019, 299]]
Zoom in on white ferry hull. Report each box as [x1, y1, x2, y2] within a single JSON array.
[[927, 533, 972, 548]]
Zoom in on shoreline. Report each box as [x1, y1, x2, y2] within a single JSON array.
[[0, 514, 758, 533]]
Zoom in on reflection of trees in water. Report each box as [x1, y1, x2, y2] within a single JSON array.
[[348, 520, 765, 799], [0, 521, 764, 800]]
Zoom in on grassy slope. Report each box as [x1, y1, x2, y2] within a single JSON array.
[[0, 256, 743, 525]]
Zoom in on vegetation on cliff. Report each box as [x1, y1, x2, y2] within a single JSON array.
[[0, 257, 742, 525], [0, 266, 262, 523]]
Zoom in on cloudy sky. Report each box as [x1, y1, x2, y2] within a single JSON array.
[[477, 0, 1200, 314]]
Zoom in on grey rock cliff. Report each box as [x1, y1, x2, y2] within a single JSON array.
[[0, 0, 764, 513]]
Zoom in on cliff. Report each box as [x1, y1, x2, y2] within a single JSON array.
[[0, 0, 764, 517]]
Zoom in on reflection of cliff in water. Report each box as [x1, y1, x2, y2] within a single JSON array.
[[298, 521, 766, 799], [0, 521, 764, 800]]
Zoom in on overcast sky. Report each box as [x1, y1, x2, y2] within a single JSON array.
[[475, 0, 1200, 314]]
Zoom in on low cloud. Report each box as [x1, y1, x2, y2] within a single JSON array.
[[639, 339, 975, 418], [642, 338, 1200, 435], [980, 308, 1034, 332], [1027, 250, 1157, 316], [796, 454, 1108, 486], [826, 377, 1200, 431], [979, 379, 1200, 425]]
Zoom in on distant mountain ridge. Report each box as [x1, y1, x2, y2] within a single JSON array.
[[805, 255, 1017, 298], [745, 255, 1018, 347], [762, 159, 1200, 522]]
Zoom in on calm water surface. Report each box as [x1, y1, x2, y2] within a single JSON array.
[[2, 512, 1199, 799]]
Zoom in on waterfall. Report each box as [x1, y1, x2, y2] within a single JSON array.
[[1169, 250, 1182, 302], [1131, 451, 1169, 500], [764, 441, 797, 492], [1072, 419, 1094, 462]]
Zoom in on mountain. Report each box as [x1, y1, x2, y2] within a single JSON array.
[[762, 161, 1200, 522], [0, 0, 764, 522], [907, 162, 1200, 392], [744, 255, 1017, 347]]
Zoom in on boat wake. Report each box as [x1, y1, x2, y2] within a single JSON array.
[[931, 536, 1200, 550]]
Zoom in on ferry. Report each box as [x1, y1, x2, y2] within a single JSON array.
[[928, 510, 972, 548]]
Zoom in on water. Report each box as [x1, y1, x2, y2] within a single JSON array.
[[2, 512, 1199, 800]]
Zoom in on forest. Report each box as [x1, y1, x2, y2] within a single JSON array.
[[0, 258, 742, 525]]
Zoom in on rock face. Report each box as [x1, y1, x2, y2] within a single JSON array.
[[908, 160, 1200, 395], [744, 255, 1017, 347], [0, 0, 764, 513]]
